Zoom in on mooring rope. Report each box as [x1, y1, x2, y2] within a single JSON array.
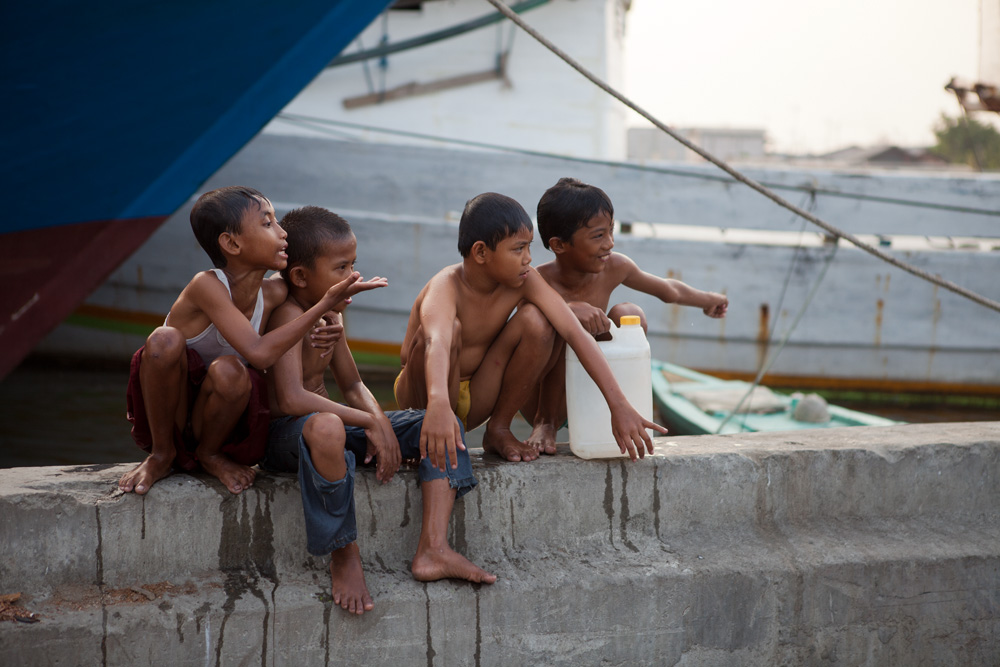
[[482, 0, 1000, 315]]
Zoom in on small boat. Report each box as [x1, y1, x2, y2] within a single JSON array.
[[651, 359, 903, 435]]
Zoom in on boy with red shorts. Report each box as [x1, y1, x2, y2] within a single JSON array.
[[120, 186, 382, 495]]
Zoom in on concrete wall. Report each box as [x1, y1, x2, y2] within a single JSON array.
[[2, 422, 999, 665]]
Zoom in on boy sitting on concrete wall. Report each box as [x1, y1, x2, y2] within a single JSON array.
[[120, 186, 369, 496], [262, 205, 495, 616], [393, 191, 667, 464], [527, 177, 729, 454]]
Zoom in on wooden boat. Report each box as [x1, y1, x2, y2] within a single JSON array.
[[651, 359, 903, 435]]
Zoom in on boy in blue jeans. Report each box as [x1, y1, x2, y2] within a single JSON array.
[[263, 206, 495, 616]]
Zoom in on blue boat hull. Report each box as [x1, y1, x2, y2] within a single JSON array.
[[0, 0, 394, 377]]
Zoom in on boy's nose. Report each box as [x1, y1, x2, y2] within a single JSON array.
[[277, 223, 287, 239]]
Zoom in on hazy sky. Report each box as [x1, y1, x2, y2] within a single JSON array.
[[623, 0, 991, 154]]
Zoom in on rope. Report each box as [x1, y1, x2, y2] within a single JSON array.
[[727, 195, 816, 432], [482, 0, 1000, 315], [275, 112, 1000, 219], [716, 242, 840, 434]]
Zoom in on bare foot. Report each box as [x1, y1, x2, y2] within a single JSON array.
[[198, 452, 255, 494], [411, 545, 497, 584], [119, 453, 174, 494], [330, 542, 374, 615], [482, 426, 538, 462], [524, 421, 558, 456]]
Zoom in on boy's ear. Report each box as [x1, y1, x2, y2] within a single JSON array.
[[471, 240, 489, 264], [218, 232, 240, 258], [288, 265, 309, 289], [549, 237, 567, 254]]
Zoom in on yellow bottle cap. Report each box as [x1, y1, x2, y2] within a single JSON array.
[[620, 315, 641, 326]]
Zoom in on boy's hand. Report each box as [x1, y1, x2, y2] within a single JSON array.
[[364, 416, 402, 483], [327, 275, 390, 311], [611, 405, 669, 460], [420, 404, 466, 472], [343, 275, 388, 300], [703, 293, 728, 318], [322, 272, 363, 308], [570, 302, 612, 337], [310, 315, 344, 358]]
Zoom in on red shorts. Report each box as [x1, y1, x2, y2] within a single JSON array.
[[125, 346, 270, 470]]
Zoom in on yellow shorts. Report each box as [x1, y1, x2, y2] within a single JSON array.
[[394, 371, 471, 430]]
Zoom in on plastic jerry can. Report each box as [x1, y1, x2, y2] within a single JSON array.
[[565, 315, 653, 459]]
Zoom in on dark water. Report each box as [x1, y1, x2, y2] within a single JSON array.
[[0, 361, 542, 469], [0, 361, 995, 469]]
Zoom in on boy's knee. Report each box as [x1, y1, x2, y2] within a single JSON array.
[[143, 327, 186, 363], [514, 303, 555, 343], [609, 303, 647, 332], [302, 413, 346, 453], [205, 356, 251, 400]]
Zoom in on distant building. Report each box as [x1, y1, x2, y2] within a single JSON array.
[[817, 145, 951, 168], [627, 126, 767, 163]]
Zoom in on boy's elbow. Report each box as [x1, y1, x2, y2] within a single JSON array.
[[246, 348, 280, 370], [275, 393, 298, 416]]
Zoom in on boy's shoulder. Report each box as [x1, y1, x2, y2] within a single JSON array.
[[262, 274, 289, 309], [173, 269, 227, 307]]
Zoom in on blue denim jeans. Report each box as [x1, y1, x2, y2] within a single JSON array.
[[262, 408, 477, 555]]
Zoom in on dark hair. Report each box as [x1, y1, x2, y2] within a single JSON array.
[[457, 192, 533, 257], [190, 186, 269, 268], [279, 206, 354, 282], [536, 177, 614, 249]]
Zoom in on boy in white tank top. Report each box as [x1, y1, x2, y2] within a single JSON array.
[[119, 186, 386, 495]]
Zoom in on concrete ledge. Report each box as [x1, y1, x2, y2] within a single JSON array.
[[2, 422, 999, 665]]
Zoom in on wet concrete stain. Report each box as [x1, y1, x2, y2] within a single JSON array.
[[474, 587, 482, 667], [251, 490, 277, 580], [95, 505, 104, 586], [140, 494, 146, 540], [424, 584, 436, 667], [175, 612, 185, 643], [618, 462, 638, 553], [194, 602, 211, 635], [322, 595, 332, 666], [509, 498, 516, 550], [453, 502, 468, 555], [101, 604, 108, 666], [652, 466, 662, 541], [209, 487, 281, 667], [364, 477, 377, 537], [400, 482, 412, 528], [604, 466, 615, 547]]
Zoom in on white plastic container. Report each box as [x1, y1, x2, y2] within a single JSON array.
[[565, 315, 653, 459]]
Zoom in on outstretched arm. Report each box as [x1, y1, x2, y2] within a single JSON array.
[[620, 256, 728, 318], [525, 271, 666, 459], [199, 271, 386, 369]]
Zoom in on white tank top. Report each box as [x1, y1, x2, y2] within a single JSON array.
[[183, 269, 264, 365]]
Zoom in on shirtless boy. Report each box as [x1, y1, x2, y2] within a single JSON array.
[[394, 191, 667, 465], [527, 177, 729, 454], [263, 206, 495, 615], [119, 186, 377, 496]]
